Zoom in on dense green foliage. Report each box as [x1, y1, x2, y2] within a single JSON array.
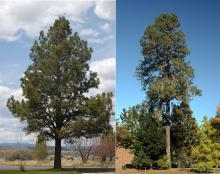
[[156, 156, 170, 169], [116, 105, 141, 149], [116, 124, 133, 149], [117, 105, 220, 171], [171, 102, 199, 167], [118, 103, 166, 168], [210, 105, 220, 139], [191, 117, 220, 172], [7, 17, 113, 169], [132, 107, 165, 166], [117, 102, 201, 169]]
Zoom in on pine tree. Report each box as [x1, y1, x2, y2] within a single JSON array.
[[171, 102, 199, 166], [210, 104, 220, 139], [7, 17, 113, 169], [118, 103, 165, 167], [136, 13, 201, 166], [192, 117, 220, 172], [117, 105, 142, 149], [132, 108, 166, 168]]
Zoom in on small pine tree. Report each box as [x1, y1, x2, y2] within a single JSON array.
[[210, 104, 220, 139], [33, 134, 48, 161], [131, 105, 166, 167], [191, 117, 220, 172], [171, 102, 199, 167]]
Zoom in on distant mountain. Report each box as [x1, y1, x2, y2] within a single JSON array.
[[0, 143, 35, 148], [0, 143, 71, 150]]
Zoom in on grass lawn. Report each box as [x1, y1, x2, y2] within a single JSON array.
[[117, 168, 220, 174], [0, 167, 115, 174], [0, 160, 114, 168]]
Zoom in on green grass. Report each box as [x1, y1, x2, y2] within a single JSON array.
[[117, 168, 220, 174], [0, 167, 115, 174], [0, 159, 114, 168]]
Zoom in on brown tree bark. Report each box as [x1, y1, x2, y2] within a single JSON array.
[[54, 137, 62, 169], [166, 100, 171, 168]]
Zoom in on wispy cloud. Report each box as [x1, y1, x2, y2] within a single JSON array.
[[0, 0, 115, 41], [94, 0, 115, 21], [89, 35, 114, 44], [100, 23, 111, 32], [79, 28, 99, 37]]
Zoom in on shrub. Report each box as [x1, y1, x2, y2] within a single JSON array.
[[171, 155, 179, 168], [171, 152, 191, 168], [152, 161, 159, 169], [192, 161, 215, 173], [5, 149, 33, 161], [157, 156, 169, 169], [132, 152, 151, 169], [124, 164, 136, 169]]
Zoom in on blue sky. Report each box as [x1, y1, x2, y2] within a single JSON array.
[[116, 0, 220, 123], [0, 0, 115, 144]]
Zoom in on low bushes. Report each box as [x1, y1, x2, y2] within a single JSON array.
[[156, 156, 169, 169], [4, 149, 34, 161]]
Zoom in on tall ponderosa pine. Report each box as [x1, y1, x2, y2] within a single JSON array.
[[136, 13, 201, 166], [7, 17, 113, 169]]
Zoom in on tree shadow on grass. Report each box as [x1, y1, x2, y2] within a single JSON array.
[[49, 168, 115, 173]]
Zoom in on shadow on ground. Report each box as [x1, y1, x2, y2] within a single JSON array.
[[56, 168, 115, 173]]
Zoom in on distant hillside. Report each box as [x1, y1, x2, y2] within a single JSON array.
[[0, 143, 34, 148], [0, 143, 71, 150]]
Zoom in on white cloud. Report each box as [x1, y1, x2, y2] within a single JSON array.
[[0, 127, 35, 144], [0, 0, 115, 41], [0, 86, 22, 125], [0, 86, 22, 109], [89, 57, 115, 123], [94, 0, 115, 21], [100, 23, 111, 32], [79, 28, 99, 37], [0, 86, 35, 143], [88, 35, 114, 44], [89, 57, 115, 94]]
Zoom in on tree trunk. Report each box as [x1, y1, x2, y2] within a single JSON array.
[[101, 156, 106, 162], [54, 137, 62, 169], [166, 100, 171, 168]]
